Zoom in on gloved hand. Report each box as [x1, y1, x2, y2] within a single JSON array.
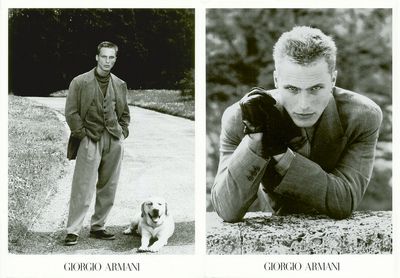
[[239, 87, 295, 157], [239, 87, 277, 134]]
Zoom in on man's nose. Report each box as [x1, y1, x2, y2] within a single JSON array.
[[298, 92, 310, 110]]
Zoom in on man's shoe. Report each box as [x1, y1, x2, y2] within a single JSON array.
[[89, 230, 115, 240], [64, 234, 78, 246]]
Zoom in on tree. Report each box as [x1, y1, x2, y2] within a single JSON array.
[[9, 9, 194, 96]]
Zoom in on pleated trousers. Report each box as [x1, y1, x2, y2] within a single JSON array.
[[66, 130, 123, 235]]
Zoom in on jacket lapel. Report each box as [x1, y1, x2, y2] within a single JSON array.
[[110, 73, 123, 118], [81, 68, 97, 119], [310, 93, 348, 171]]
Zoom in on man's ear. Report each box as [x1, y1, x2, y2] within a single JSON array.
[[165, 202, 168, 216], [273, 70, 278, 88], [331, 70, 338, 87], [95, 55, 99, 62]]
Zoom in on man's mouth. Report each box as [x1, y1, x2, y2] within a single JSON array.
[[294, 112, 315, 119]]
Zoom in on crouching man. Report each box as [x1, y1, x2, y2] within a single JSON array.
[[211, 26, 382, 222]]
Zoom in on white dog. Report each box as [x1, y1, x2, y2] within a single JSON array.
[[123, 197, 175, 252]]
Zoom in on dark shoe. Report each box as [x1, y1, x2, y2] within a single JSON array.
[[89, 230, 115, 240], [64, 234, 78, 246]]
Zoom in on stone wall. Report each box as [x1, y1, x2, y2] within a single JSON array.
[[207, 211, 392, 255]]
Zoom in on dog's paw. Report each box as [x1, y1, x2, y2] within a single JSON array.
[[123, 228, 133, 235], [147, 245, 161, 253]]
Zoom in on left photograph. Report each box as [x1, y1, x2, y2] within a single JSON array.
[[8, 8, 195, 254]]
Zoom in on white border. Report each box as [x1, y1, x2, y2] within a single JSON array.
[[1, 0, 398, 278], [0, 1, 9, 278]]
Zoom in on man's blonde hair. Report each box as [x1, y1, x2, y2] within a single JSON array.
[[97, 41, 118, 55], [273, 26, 337, 73]]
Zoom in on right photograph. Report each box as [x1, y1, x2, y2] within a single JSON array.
[[206, 9, 392, 255]]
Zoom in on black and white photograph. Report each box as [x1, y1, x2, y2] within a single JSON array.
[[1, 2, 399, 278], [8, 8, 195, 255], [206, 9, 392, 255]]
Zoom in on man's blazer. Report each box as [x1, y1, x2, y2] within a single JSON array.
[[65, 68, 130, 159], [211, 87, 382, 222]]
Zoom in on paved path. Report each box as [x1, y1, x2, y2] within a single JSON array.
[[22, 97, 194, 254]]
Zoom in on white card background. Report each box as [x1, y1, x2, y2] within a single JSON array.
[[0, 0, 398, 277]]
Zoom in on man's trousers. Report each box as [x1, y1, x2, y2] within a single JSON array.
[[66, 130, 124, 235]]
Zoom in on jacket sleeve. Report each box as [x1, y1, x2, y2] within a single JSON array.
[[211, 104, 270, 222], [274, 106, 383, 219], [65, 78, 86, 139], [118, 82, 131, 138]]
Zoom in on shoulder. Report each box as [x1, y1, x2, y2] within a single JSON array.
[[71, 69, 94, 84], [334, 87, 383, 130], [221, 102, 242, 130], [334, 87, 382, 119], [219, 102, 244, 143], [110, 73, 127, 87]]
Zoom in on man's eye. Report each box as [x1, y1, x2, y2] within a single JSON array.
[[311, 86, 322, 91], [287, 86, 298, 93]]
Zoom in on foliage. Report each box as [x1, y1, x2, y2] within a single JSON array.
[[178, 68, 195, 97], [206, 9, 392, 211], [8, 96, 67, 249], [207, 9, 391, 97], [127, 90, 195, 120], [9, 9, 194, 95]]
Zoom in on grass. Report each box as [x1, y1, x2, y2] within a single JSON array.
[[51, 89, 195, 120], [8, 96, 67, 250], [127, 90, 194, 120]]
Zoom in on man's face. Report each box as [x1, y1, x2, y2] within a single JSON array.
[[96, 47, 117, 74], [274, 58, 337, 128]]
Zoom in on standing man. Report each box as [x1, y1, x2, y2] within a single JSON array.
[[64, 41, 130, 245], [211, 26, 382, 222]]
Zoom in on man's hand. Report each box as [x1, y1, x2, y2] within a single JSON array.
[[245, 133, 264, 156], [239, 87, 293, 157], [239, 87, 277, 134]]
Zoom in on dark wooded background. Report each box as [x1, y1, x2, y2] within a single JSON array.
[[9, 9, 194, 96]]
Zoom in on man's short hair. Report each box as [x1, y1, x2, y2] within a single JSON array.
[[97, 41, 118, 55], [273, 26, 337, 73]]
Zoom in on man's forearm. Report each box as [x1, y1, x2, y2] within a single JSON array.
[[211, 135, 269, 222], [246, 133, 294, 176]]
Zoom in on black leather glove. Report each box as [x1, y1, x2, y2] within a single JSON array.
[[239, 87, 297, 157], [239, 87, 276, 134]]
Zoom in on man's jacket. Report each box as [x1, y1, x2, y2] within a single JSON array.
[[65, 68, 131, 159], [211, 87, 382, 222]]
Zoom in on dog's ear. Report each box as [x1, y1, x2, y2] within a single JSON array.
[[141, 202, 145, 217], [165, 202, 168, 216]]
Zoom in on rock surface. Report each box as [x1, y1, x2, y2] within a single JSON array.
[[207, 211, 392, 255]]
